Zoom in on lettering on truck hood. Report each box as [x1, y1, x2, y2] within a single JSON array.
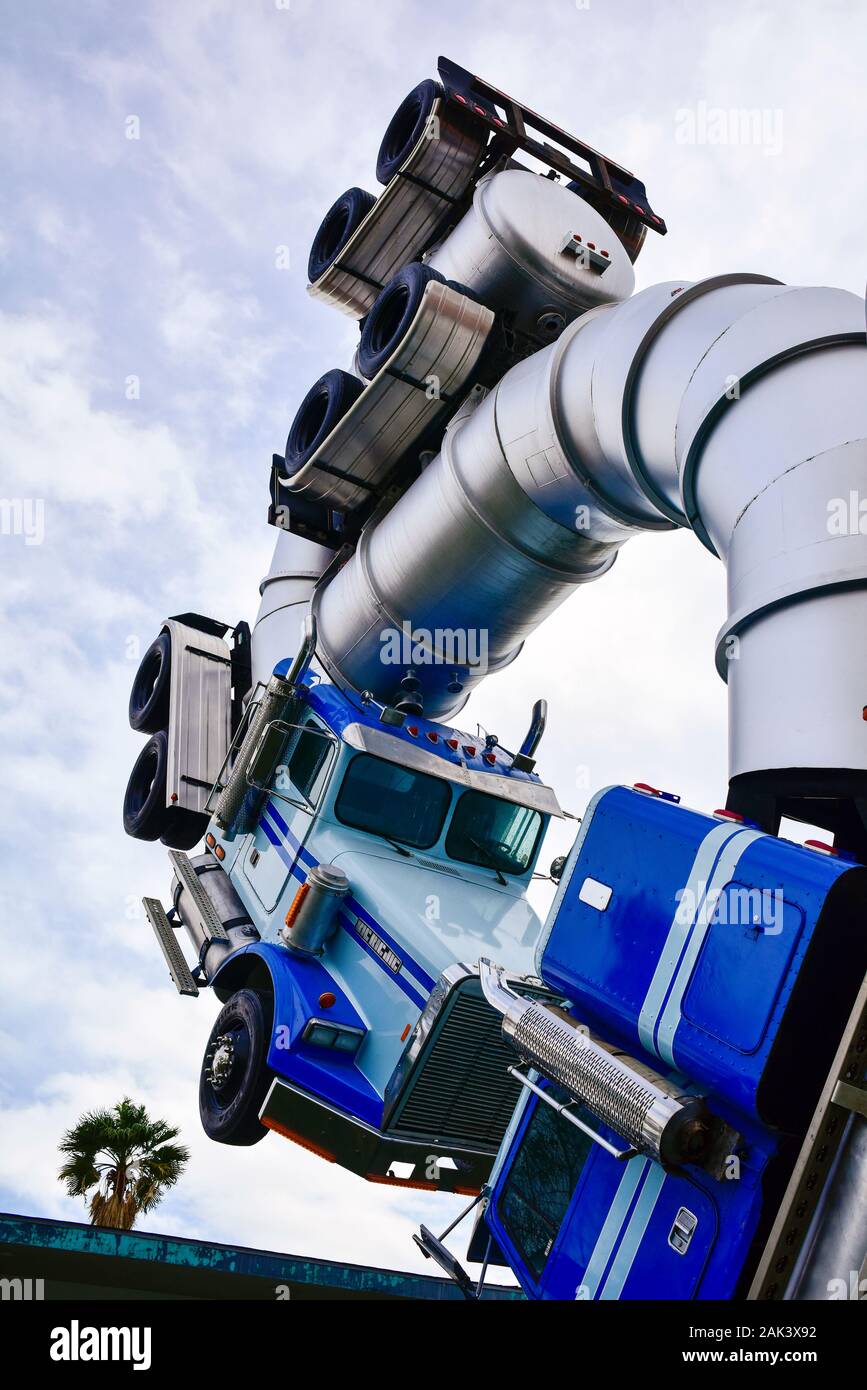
[[328, 848, 544, 984]]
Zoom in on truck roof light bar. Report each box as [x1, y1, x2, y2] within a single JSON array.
[[437, 56, 666, 235]]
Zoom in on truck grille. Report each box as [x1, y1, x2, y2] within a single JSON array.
[[388, 982, 529, 1150]]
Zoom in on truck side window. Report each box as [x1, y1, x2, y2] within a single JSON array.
[[497, 1084, 593, 1282], [287, 721, 332, 804]]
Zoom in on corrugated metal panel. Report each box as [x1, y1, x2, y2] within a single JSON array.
[[165, 620, 232, 814]]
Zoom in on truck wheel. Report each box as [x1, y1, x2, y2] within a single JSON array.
[[358, 262, 445, 379], [160, 807, 208, 852], [283, 368, 364, 477], [200, 990, 273, 1146], [129, 631, 171, 733], [308, 186, 376, 283], [376, 79, 442, 185], [123, 731, 169, 841]]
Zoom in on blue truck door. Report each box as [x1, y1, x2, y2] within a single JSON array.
[[488, 1087, 721, 1301], [540, 1154, 718, 1300]]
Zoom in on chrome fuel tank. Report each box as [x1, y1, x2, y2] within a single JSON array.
[[313, 377, 620, 718], [427, 168, 634, 342]]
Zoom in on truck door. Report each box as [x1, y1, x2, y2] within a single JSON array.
[[489, 1086, 720, 1300], [539, 1153, 718, 1300], [240, 715, 336, 916]]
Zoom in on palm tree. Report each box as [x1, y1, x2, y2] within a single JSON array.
[[58, 1098, 189, 1230]]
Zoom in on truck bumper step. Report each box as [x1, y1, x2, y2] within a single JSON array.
[[142, 896, 199, 997], [168, 849, 228, 941]]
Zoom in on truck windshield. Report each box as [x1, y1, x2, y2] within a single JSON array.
[[334, 753, 451, 849], [446, 790, 542, 875], [497, 1084, 593, 1283]]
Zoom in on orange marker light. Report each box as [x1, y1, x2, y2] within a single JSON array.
[[284, 882, 310, 929], [214, 844, 225, 861]]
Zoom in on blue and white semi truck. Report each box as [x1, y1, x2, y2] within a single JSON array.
[[124, 59, 867, 1299]]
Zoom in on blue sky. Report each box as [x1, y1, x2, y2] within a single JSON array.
[[1, 0, 865, 1276]]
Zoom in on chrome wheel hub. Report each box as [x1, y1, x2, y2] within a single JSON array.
[[208, 1033, 236, 1090]]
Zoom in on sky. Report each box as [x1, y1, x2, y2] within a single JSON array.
[[0, 0, 865, 1282]]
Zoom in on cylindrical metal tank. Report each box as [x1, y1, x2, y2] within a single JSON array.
[[427, 168, 634, 341], [279, 862, 350, 956], [172, 855, 258, 981], [789, 1115, 867, 1300], [313, 368, 625, 717], [495, 273, 867, 781]]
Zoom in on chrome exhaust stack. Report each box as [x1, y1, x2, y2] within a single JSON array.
[[212, 672, 297, 838], [479, 959, 734, 1172], [513, 697, 547, 770], [213, 616, 317, 840]]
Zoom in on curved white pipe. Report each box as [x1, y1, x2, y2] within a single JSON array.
[[551, 275, 867, 777], [250, 529, 334, 689], [262, 272, 867, 781]]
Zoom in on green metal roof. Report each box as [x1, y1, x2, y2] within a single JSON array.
[[0, 1212, 521, 1301]]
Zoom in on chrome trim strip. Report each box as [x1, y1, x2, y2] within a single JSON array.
[[598, 1162, 666, 1300], [341, 722, 563, 815], [581, 1158, 649, 1299], [636, 821, 742, 1058], [655, 828, 764, 1067]]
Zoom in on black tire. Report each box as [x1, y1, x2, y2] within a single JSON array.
[[446, 278, 481, 303], [307, 186, 376, 283], [283, 368, 364, 478], [123, 731, 169, 841], [160, 806, 208, 851], [128, 631, 171, 733], [377, 79, 442, 185], [357, 262, 445, 379], [199, 989, 273, 1146]]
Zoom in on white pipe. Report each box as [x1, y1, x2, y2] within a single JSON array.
[[250, 529, 334, 689], [551, 275, 867, 778], [274, 271, 867, 780]]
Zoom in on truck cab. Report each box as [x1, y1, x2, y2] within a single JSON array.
[[135, 632, 563, 1195]]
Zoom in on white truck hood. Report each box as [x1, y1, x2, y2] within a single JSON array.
[[329, 846, 544, 984]]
